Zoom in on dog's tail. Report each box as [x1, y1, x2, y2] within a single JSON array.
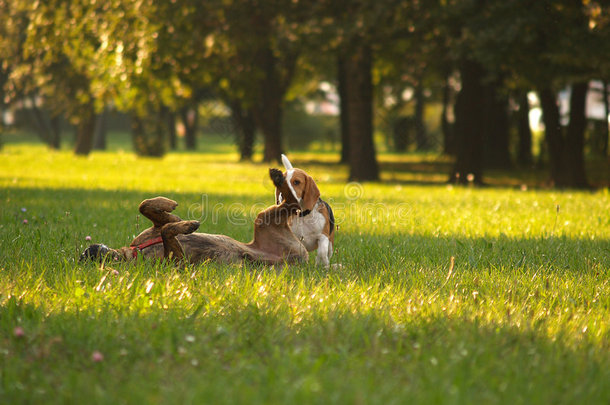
[[281, 154, 293, 171]]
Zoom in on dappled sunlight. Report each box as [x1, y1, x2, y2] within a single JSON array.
[[1, 147, 609, 403]]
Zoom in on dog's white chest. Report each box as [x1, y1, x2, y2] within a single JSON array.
[[291, 210, 326, 252]]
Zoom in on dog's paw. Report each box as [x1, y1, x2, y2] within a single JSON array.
[[269, 168, 284, 188], [164, 220, 200, 236], [156, 197, 178, 212], [184, 220, 200, 234], [141, 197, 178, 213]]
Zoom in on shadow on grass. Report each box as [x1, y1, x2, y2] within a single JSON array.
[[286, 155, 610, 188], [1, 295, 609, 404]]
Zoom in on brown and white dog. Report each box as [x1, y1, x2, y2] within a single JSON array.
[[275, 154, 335, 267], [80, 169, 308, 266]]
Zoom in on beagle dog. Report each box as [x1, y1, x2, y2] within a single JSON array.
[[275, 154, 335, 267], [80, 169, 308, 265]]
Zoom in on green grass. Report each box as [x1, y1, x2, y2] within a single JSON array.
[[1, 143, 609, 404]]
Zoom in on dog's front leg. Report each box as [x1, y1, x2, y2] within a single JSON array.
[[315, 235, 331, 268]]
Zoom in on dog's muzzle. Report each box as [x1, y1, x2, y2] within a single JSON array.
[[79, 243, 118, 263]]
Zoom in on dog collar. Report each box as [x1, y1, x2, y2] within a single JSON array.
[[298, 198, 322, 217], [129, 236, 163, 258]]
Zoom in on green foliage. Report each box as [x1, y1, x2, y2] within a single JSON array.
[[435, 0, 610, 91], [283, 102, 338, 150], [1, 145, 610, 403]]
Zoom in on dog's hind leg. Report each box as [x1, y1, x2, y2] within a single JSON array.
[[161, 220, 200, 262], [139, 197, 183, 228]]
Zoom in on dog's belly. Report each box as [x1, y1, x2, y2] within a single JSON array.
[[178, 233, 250, 263], [137, 234, 244, 263], [291, 212, 326, 252], [140, 232, 306, 265]]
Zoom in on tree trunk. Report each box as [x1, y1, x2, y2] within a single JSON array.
[[393, 117, 410, 152], [74, 104, 96, 156], [28, 98, 60, 149], [449, 60, 486, 184], [603, 80, 609, 157], [181, 105, 198, 151], [251, 47, 290, 163], [565, 82, 589, 188], [338, 56, 350, 163], [483, 81, 512, 169], [414, 82, 428, 151], [259, 103, 282, 162], [131, 108, 166, 157], [517, 92, 533, 166], [539, 88, 567, 187], [93, 107, 107, 150], [231, 102, 256, 161], [49, 115, 61, 150], [168, 110, 177, 150], [441, 72, 455, 156], [342, 44, 379, 181]]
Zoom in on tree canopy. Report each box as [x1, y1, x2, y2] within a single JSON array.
[[0, 0, 608, 186]]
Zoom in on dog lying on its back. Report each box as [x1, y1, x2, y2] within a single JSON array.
[[274, 154, 335, 267], [80, 169, 308, 265]]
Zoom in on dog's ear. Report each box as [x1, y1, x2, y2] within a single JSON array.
[[281, 154, 293, 171], [301, 174, 320, 211], [269, 168, 284, 188]]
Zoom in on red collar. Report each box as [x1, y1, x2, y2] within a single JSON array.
[[129, 236, 163, 258]]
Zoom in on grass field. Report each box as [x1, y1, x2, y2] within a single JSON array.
[[1, 142, 609, 404]]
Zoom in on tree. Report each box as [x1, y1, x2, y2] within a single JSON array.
[[456, 0, 608, 187], [516, 92, 533, 166], [230, 100, 256, 161], [342, 43, 379, 181], [0, 0, 63, 149], [482, 78, 511, 170], [310, 0, 416, 180], [337, 57, 350, 162], [450, 59, 487, 184], [197, 0, 306, 162], [3, 0, 107, 155]]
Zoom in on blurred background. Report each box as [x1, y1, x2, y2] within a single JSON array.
[[0, 0, 608, 187]]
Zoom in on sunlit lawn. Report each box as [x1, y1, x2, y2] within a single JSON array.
[[1, 141, 609, 404]]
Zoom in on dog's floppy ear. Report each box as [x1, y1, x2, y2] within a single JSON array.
[[301, 174, 320, 211]]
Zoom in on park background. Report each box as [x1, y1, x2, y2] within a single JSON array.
[[1, 0, 609, 187], [1, 1, 610, 404]]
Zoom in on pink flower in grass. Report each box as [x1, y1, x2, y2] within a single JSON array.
[[85, 236, 92, 241], [22, 219, 28, 225], [91, 351, 104, 362], [13, 326, 25, 338]]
